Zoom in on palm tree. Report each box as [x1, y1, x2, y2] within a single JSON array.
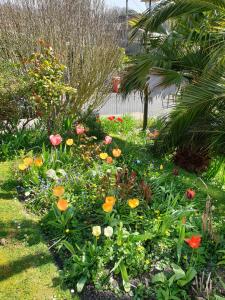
[[122, 0, 225, 161]]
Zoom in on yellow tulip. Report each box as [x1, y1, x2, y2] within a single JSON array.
[[128, 198, 139, 209], [18, 163, 28, 171], [99, 153, 108, 160], [23, 157, 33, 166], [66, 138, 74, 146], [92, 226, 101, 237]]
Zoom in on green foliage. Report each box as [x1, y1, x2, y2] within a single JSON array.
[[152, 264, 196, 300], [26, 42, 77, 132], [126, 0, 225, 156], [11, 122, 225, 298], [100, 115, 137, 136], [0, 61, 30, 133]]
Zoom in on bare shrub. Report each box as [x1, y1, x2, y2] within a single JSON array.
[[0, 0, 122, 119]]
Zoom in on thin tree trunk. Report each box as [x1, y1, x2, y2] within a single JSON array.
[[143, 90, 149, 130]]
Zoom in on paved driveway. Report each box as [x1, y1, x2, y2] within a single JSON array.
[[99, 93, 173, 118]]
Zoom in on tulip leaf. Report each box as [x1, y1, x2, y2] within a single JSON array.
[[120, 262, 131, 292], [62, 240, 76, 256], [152, 272, 167, 283], [177, 267, 197, 287], [77, 276, 87, 293]]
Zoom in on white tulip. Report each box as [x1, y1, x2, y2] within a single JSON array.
[[104, 226, 113, 238]]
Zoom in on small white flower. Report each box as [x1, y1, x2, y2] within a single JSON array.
[[92, 226, 101, 237], [46, 169, 58, 180], [104, 226, 113, 238], [25, 191, 30, 197], [70, 289, 75, 293]]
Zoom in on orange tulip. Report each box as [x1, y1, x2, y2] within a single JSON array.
[[106, 156, 113, 164], [57, 199, 69, 211], [112, 148, 122, 158], [102, 202, 113, 213], [128, 198, 139, 209], [53, 186, 65, 197], [34, 157, 43, 167], [105, 196, 116, 206]]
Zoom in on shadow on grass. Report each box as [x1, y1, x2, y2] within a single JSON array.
[[0, 252, 52, 281], [0, 192, 15, 200], [0, 219, 42, 246], [1, 179, 18, 192]]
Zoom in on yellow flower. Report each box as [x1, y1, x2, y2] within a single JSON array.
[[92, 226, 101, 237], [34, 157, 43, 167], [23, 157, 33, 166], [160, 164, 164, 170], [112, 148, 122, 158], [128, 198, 139, 209], [102, 202, 113, 213], [99, 152, 108, 160], [66, 138, 74, 146], [105, 196, 116, 206], [18, 163, 28, 171], [53, 186, 65, 197]]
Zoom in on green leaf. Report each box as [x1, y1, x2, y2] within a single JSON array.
[[77, 276, 87, 293], [152, 272, 167, 283], [62, 240, 76, 255], [171, 263, 185, 279], [120, 262, 131, 292], [177, 267, 197, 287]]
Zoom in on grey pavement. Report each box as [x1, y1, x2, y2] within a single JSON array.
[[99, 92, 174, 119]]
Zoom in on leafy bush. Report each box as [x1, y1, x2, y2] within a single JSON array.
[[26, 42, 77, 133]]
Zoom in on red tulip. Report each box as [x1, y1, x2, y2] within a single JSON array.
[[185, 235, 201, 249], [49, 134, 62, 146], [108, 116, 115, 121], [186, 189, 196, 199], [117, 117, 123, 123]]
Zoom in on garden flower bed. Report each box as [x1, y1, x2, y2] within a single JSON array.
[[13, 116, 225, 299]]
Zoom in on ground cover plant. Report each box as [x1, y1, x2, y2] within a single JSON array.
[[12, 116, 225, 299]]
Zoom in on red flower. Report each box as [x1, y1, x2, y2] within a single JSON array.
[[117, 117, 123, 123], [185, 235, 201, 249], [186, 189, 196, 200], [108, 116, 115, 121]]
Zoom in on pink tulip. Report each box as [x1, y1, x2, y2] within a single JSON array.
[[76, 125, 85, 135], [104, 136, 112, 145], [49, 134, 62, 146]]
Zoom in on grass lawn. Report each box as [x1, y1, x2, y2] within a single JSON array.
[[0, 162, 74, 300]]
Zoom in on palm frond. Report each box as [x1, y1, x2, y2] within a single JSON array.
[[131, 0, 225, 39]]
